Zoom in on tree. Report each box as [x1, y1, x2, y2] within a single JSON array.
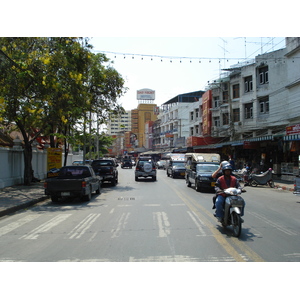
[[0, 37, 126, 185]]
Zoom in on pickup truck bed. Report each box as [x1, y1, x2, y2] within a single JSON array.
[[44, 165, 101, 202]]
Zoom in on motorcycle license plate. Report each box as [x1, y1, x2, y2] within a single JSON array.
[[211, 182, 215, 187], [61, 192, 70, 196]]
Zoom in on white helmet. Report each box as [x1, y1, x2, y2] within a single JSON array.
[[221, 160, 229, 168]]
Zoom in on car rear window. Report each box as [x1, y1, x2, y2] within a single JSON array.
[[92, 160, 113, 167], [59, 167, 91, 178]]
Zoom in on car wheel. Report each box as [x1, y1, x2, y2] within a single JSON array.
[[95, 182, 101, 194], [152, 176, 157, 181], [135, 176, 139, 181], [195, 179, 202, 192], [111, 177, 116, 186], [83, 189, 92, 202]]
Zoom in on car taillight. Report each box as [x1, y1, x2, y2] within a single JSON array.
[[44, 182, 47, 188], [82, 181, 87, 188], [136, 167, 140, 171]]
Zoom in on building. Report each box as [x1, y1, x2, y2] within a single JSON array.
[[106, 111, 132, 135], [155, 91, 205, 151]]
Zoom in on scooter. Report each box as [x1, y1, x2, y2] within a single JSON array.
[[247, 168, 274, 188], [214, 187, 246, 237]]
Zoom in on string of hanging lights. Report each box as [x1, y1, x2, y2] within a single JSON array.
[[94, 50, 299, 65]]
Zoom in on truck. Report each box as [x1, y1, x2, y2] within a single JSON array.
[[166, 153, 186, 178], [185, 153, 220, 192], [44, 165, 102, 202]]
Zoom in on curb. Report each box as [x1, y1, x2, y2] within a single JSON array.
[[0, 196, 49, 218]]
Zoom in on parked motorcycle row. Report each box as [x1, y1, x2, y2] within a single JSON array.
[[233, 167, 275, 188]]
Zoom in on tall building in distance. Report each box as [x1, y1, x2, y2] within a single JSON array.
[[106, 111, 132, 135]]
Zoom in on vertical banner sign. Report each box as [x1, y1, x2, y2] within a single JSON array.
[[47, 148, 62, 171], [202, 90, 212, 136]]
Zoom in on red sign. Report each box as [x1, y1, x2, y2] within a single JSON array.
[[286, 124, 300, 135]]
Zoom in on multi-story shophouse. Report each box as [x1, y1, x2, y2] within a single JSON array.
[[157, 91, 205, 152], [202, 37, 300, 180]]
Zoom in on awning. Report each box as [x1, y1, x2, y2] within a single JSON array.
[[244, 135, 273, 142], [284, 134, 300, 141]]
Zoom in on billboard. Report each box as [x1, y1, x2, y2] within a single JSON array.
[[137, 88, 155, 100]]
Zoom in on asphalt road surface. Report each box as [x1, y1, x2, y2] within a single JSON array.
[[0, 167, 299, 262]]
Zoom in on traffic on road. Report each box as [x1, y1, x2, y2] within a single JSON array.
[[0, 157, 299, 262]]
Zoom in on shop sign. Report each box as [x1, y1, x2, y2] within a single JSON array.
[[286, 124, 300, 135]]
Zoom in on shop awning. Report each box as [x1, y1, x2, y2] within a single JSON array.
[[284, 134, 300, 141]]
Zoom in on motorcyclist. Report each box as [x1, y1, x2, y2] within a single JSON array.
[[214, 164, 244, 222]]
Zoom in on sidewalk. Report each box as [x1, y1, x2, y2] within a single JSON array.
[[0, 179, 296, 218]]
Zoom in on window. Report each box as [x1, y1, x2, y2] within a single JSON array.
[[232, 84, 240, 99], [213, 117, 220, 127], [195, 108, 199, 118], [245, 103, 253, 119], [233, 108, 240, 122], [195, 125, 199, 134], [222, 90, 229, 103], [213, 96, 220, 108], [222, 113, 229, 125], [244, 76, 253, 92], [258, 66, 269, 85], [259, 96, 269, 114], [190, 127, 194, 136], [190, 111, 194, 121]]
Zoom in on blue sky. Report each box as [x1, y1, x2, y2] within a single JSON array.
[[90, 37, 286, 110]]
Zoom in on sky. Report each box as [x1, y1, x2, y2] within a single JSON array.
[[90, 37, 286, 111]]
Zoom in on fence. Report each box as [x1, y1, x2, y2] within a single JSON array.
[[0, 144, 82, 189]]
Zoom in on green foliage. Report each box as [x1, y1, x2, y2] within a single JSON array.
[[0, 37, 127, 184]]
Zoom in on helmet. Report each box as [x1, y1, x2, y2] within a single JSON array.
[[220, 160, 229, 168], [222, 163, 233, 174]]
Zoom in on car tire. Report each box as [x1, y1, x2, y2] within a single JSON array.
[[135, 176, 139, 181], [152, 176, 157, 181], [83, 188, 92, 202], [95, 182, 101, 194], [111, 177, 116, 186]]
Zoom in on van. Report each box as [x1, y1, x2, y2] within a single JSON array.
[[166, 154, 186, 178], [185, 153, 220, 192]]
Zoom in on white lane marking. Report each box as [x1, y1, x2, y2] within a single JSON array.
[[144, 204, 161, 207], [109, 208, 115, 214], [249, 211, 298, 236], [20, 214, 72, 240], [170, 203, 186, 206], [111, 212, 130, 238], [153, 212, 171, 237], [187, 211, 206, 236], [0, 215, 40, 237], [68, 213, 101, 239]]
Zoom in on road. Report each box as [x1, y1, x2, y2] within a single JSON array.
[[0, 167, 299, 262]]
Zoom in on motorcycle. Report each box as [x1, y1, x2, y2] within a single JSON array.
[[214, 187, 246, 237], [247, 168, 275, 188]]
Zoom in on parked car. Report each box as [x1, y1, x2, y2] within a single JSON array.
[[135, 157, 157, 181], [91, 158, 118, 186], [44, 165, 101, 202]]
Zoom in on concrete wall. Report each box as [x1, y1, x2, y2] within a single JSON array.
[[0, 146, 83, 189]]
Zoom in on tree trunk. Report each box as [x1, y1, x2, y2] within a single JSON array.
[[23, 141, 33, 185]]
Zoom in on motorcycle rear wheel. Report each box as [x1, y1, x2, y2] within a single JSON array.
[[231, 211, 242, 237]]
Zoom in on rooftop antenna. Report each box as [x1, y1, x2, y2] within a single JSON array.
[[219, 37, 229, 71]]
